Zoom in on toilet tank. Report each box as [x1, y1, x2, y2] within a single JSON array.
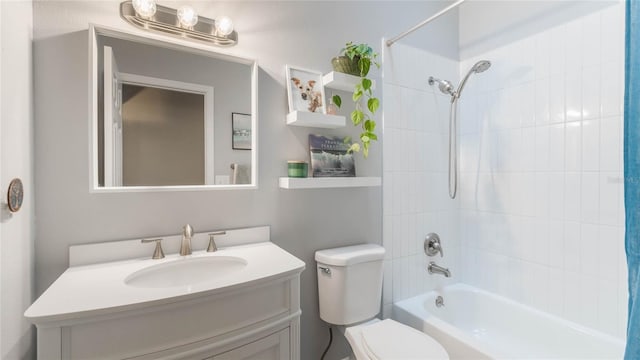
[[315, 244, 385, 325]]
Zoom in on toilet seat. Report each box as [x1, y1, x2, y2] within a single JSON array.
[[345, 319, 449, 360]]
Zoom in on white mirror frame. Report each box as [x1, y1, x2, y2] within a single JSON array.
[[89, 24, 258, 192]]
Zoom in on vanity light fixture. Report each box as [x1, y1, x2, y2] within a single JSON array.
[[177, 5, 198, 28], [120, 0, 237, 46], [131, 0, 156, 19], [215, 16, 234, 36]]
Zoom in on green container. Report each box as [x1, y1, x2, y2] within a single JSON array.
[[287, 161, 308, 178], [331, 56, 361, 76]]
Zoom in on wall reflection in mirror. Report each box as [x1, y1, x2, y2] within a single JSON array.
[[93, 27, 256, 189]]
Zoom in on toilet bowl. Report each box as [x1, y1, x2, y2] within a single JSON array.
[[315, 244, 449, 360]]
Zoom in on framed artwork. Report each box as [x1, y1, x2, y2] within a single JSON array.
[[285, 65, 326, 114], [232, 112, 251, 150], [308, 134, 355, 177]]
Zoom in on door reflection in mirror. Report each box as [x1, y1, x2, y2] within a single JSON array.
[[95, 29, 254, 188]]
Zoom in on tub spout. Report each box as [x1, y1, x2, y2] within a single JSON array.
[[428, 262, 451, 277]]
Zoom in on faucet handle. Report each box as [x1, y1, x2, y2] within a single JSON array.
[[141, 238, 165, 259], [424, 233, 443, 257], [207, 231, 226, 252]]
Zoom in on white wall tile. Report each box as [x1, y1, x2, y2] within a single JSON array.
[[521, 175, 536, 217], [383, 259, 393, 305], [548, 24, 567, 76], [535, 125, 550, 171], [532, 219, 551, 266], [599, 172, 621, 226], [581, 11, 602, 67], [565, 19, 583, 72], [392, 256, 409, 302], [548, 173, 565, 220], [565, 70, 583, 123], [548, 267, 565, 316], [600, 116, 622, 172], [598, 277, 619, 336], [520, 82, 536, 127], [549, 75, 566, 124], [601, 61, 623, 117], [383, 215, 393, 259], [598, 225, 620, 281], [535, 78, 550, 125], [549, 220, 565, 269], [549, 124, 565, 171], [535, 173, 550, 218], [581, 173, 600, 224], [521, 127, 536, 172], [600, 3, 624, 64], [384, 5, 625, 337], [580, 223, 599, 277], [581, 119, 600, 171], [565, 122, 582, 172], [535, 30, 551, 79], [582, 64, 602, 120], [564, 173, 581, 222], [564, 222, 581, 272]]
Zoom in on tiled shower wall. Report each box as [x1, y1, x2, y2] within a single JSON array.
[[381, 44, 460, 316], [457, 3, 626, 337], [383, 2, 627, 339]]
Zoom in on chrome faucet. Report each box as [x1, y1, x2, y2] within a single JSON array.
[[180, 224, 193, 256], [428, 261, 451, 277]]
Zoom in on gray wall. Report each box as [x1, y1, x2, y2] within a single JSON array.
[[33, 1, 458, 358]]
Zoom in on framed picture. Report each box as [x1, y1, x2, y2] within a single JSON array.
[[308, 134, 356, 177], [286, 65, 326, 114], [232, 112, 251, 150]]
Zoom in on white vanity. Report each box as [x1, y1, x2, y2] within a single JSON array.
[[25, 226, 305, 360]]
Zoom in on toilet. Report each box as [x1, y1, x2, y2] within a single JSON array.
[[315, 244, 449, 360]]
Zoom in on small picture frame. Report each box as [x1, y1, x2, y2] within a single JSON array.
[[232, 112, 251, 150], [286, 65, 326, 114]]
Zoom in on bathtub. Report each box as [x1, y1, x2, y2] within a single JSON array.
[[393, 283, 625, 359]]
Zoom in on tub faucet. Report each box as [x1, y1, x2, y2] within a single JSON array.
[[428, 261, 451, 277], [180, 224, 193, 256]]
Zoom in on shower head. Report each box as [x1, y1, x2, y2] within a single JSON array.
[[457, 59, 491, 98], [472, 60, 491, 73], [428, 76, 456, 96]]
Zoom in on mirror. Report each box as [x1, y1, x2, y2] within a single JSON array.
[[90, 26, 257, 190]]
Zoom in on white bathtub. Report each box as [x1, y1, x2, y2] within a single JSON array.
[[393, 283, 625, 359]]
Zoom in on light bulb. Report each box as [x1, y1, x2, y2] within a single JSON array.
[[132, 0, 156, 18], [177, 5, 198, 28], [215, 16, 234, 36]]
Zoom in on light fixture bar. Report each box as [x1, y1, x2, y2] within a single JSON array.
[[120, 1, 237, 46]]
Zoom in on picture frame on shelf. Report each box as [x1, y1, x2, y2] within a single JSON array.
[[308, 134, 355, 177], [285, 65, 326, 114], [232, 112, 251, 150]]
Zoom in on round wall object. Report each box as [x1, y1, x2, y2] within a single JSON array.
[[7, 178, 24, 213]]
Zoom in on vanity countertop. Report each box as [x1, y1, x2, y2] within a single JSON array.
[[25, 242, 305, 325]]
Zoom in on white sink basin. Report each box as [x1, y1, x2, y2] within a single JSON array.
[[124, 256, 247, 288]]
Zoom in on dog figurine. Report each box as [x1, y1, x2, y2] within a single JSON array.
[[291, 77, 323, 112]]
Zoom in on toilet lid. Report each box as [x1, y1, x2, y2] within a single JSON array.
[[360, 319, 449, 360]]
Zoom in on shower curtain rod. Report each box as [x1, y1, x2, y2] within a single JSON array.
[[386, 0, 466, 47]]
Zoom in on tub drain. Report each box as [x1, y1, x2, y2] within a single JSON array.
[[436, 296, 444, 307]]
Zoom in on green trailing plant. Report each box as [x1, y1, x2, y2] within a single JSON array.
[[332, 42, 380, 158]]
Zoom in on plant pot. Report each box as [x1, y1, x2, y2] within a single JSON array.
[[331, 55, 361, 76]]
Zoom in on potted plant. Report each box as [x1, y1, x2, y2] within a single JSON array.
[[331, 42, 380, 158]]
